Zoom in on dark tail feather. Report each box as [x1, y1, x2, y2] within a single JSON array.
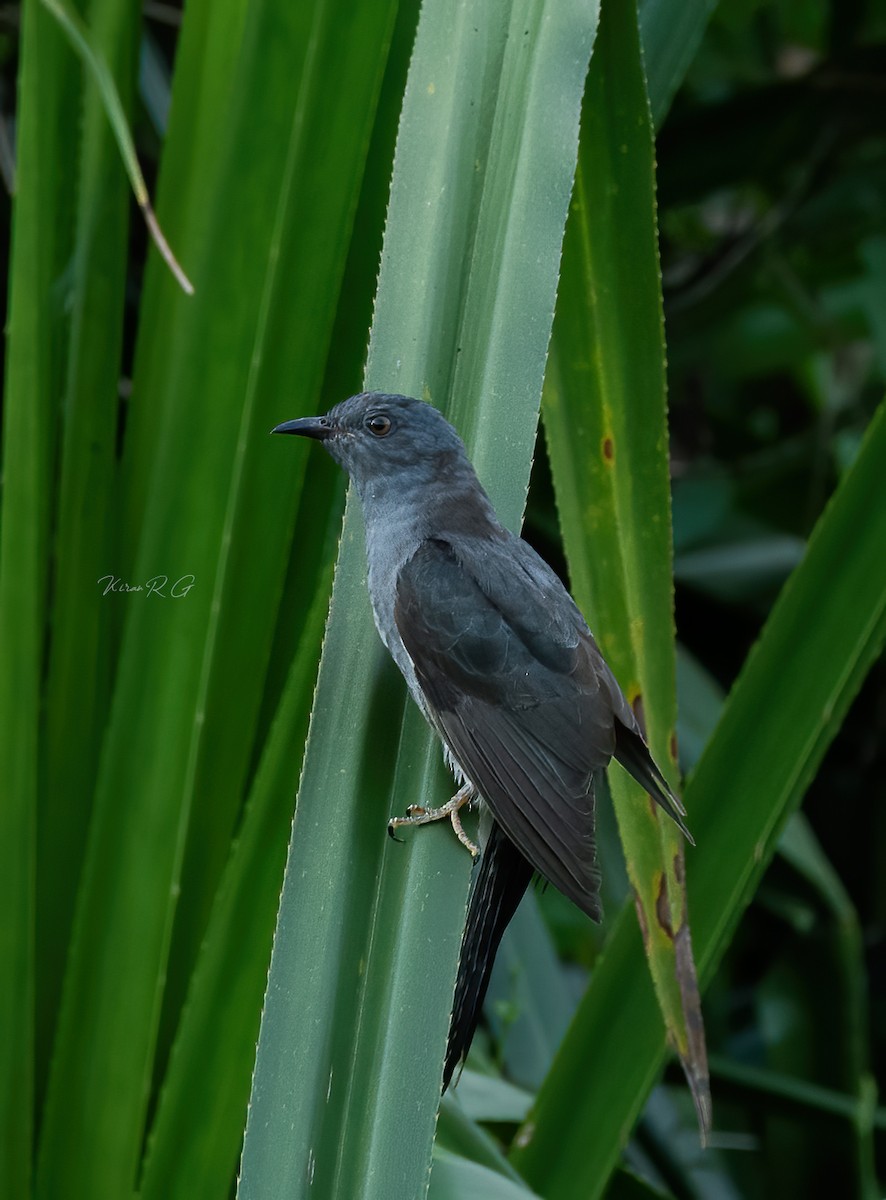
[[443, 820, 534, 1090], [613, 719, 695, 845]]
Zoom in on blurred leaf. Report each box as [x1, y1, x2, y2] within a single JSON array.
[[430, 1151, 542, 1200], [708, 1053, 886, 1129], [628, 1087, 741, 1200], [859, 236, 886, 375], [668, 286, 875, 381], [437, 1094, 527, 1182], [543, 0, 710, 1136], [639, 0, 719, 128], [39, 0, 192, 292], [138, 570, 331, 1200], [671, 476, 735, 551], [604, 1167, 674, 1200], [487, 892, 579, 1090], [35, 0, 398, 1195], [774, 813, 879, 1196], [139, 31, 172, 136], [0, 2, 79, 1192], [37, 0, 138, 1111], [675, 533, 806, 599], [675, 643, 725, 772], [450, 1069, 534, 1125]]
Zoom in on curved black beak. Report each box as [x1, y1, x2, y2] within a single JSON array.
[[271, 416, 332, 440]]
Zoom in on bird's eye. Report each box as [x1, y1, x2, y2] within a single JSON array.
[[365, 414, 392, 437]]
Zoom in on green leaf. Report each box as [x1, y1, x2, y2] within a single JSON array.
[[437, 1093, 529, 1182], [708, 1054, 886, 1131], [542, 0, 710, 1137], [0, 1, 78, 1190], [430, 1151, 542, 1200], [774, 815, 877, 1191], [449, 1069, 535, 1124], [638, 0, 720, 129], [138, 570, 332, 1200], [487, 892, 578, 1089], [238, 1, 599, 1196], [35, 0, 398, 1195], [39, 0, 193, 292], [675, 644, 725, 772], [512, 399, 886, 1197], [37, 0, 138, 1114]]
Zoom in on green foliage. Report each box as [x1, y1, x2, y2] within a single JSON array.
[[238, 2, 599, 1195], [544, 0, 709, 1136], [1, 0, 883, 1198], [513, 398, 886, 1198]]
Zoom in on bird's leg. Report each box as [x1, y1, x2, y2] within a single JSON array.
[[388, 781, 479, 858], [449, 804, 480, 858], [400, 781, 475, 825]]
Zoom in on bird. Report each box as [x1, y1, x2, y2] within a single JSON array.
[[272, 391, 692, 1088]]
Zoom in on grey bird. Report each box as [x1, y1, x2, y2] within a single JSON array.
[[273, 392, 692, 1087]]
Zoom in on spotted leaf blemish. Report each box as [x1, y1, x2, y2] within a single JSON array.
[[655, 872, 674, 940]]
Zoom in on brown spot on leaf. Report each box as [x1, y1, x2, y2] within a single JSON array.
[[632, 693, 647, 739], [655, 873, 674, 941], [602, 435, 614, 462], [673, 849, 685, 889], [669, 731, 678, 764], [675, 921, 712, 1143], [634, 892, 650, 949]]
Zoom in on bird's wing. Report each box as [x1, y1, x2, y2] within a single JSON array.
[[394, 536, 619, 920]]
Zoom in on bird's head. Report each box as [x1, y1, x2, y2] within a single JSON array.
[[272, 392, 475, 499]]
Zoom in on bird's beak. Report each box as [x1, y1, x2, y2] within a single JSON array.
[[270, 416, 332, 440]]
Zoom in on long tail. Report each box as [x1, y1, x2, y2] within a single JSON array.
[[443, 819, 533, 1089], [613, 719, 694, 844]]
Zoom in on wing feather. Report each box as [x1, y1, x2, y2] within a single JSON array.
[[394, 537, 618, 920]]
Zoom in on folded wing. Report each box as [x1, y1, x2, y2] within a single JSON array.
[[394, 535, 625, 921]]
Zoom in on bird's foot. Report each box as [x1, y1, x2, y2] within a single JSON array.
[[449, 805, 480, 858], [388, 781, 479, 858]]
